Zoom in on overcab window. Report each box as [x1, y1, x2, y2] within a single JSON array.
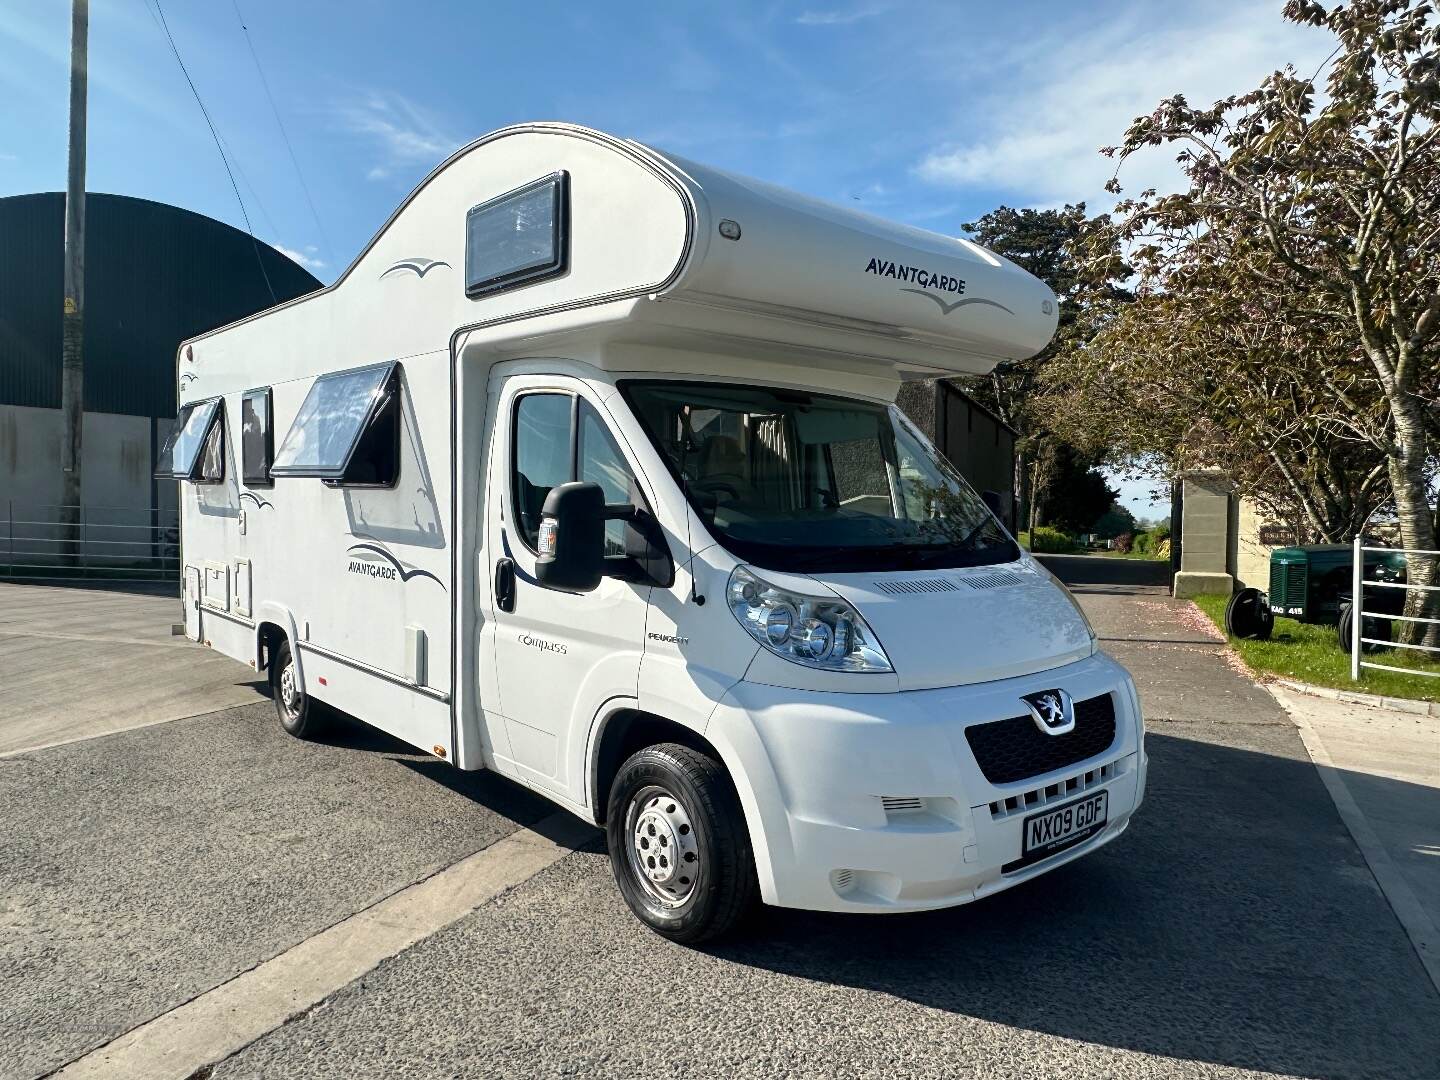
[[270, 362, 401, 487], [465, 171, 569, 299], [155, 397, 224, 483], [241, 387, 274, 486]]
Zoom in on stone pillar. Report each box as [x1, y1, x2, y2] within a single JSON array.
[[1173, 469, 1237, 598]]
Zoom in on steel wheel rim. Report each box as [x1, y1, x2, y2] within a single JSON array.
[[278, 659, 301, 720], [624, 785, 700, 908]]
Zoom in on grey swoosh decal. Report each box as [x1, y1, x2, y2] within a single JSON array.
[[380, 258, 451, 280], [346, 542, 445, 588], [900, 289, 1015, 316], [238, 491, 273, 510]]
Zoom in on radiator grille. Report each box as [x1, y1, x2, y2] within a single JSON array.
[[964, 693, 1117, 785], [1269, 560, 1307, 612], [988, 758, 1123, 819]]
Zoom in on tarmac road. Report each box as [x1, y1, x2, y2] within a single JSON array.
[[2, 562, 1436, 1079]]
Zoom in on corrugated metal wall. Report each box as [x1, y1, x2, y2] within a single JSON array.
[[0, 192, 321, 418]]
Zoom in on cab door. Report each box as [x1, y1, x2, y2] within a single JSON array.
[[485, 376, 653, 802]]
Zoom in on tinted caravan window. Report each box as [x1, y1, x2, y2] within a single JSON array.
[[155, 398, 223, 482], [241, 387, 273, 486], [271, 362, 399, 485], [465, 172, 569, 298]]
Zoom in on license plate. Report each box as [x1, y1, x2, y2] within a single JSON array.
[[1019, 790, 1108, 866]]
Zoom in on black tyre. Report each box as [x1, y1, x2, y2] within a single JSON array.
[[270, 639, 325, 738], [1225, 587, 1274, 640], [1338, 604, 1393, 654], [606, 743, 758, 945]]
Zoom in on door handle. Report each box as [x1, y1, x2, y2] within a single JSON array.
[[494, 557, 516, 613]]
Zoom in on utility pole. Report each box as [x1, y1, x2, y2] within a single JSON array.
[[60, 0, 88, 564]]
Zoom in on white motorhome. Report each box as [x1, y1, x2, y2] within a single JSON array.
[[160, 123, 1146, 942]]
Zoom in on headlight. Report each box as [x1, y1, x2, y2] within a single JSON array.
[[727, 566, 892, 672]]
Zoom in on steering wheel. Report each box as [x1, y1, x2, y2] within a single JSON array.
[[691, 479, 741, 502]]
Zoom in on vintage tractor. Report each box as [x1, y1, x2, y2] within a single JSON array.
[[1223, 544, 1407, 650]]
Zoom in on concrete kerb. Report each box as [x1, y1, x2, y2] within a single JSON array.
[[1273, 677, 1440, 717]]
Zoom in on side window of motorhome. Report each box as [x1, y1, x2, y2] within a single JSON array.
[[465, 172, 569, 299], [270, 362, 400, 487], [155, 397, 224, 483], [241, 387, 274, 486], [511, 392, 640, 553]]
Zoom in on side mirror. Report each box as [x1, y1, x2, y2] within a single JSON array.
[[535, 481, 605, 593]]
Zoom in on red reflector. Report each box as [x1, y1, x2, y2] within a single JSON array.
[[317, 676, 328, 686]]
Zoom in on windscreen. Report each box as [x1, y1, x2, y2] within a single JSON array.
[[156, 398, 221, 480], [271, 363, 393, 477], [622, 381, 1018, 573]]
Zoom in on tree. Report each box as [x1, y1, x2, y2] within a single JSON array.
[[1047, 263, 1391, 542], [1029, 441, 1120, 534], [1092, 502, 1138, 541], [1100, 0, 1440, 637], [959, 205, 1131, 530]]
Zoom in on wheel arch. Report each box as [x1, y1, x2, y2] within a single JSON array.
[[253, 602, 304, 692], [589, 707, 723, 826]]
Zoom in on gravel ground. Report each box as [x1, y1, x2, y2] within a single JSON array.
[[0, 703, 551, 1080]]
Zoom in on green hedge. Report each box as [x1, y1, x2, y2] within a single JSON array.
[[1023, 525, 1077, 553]]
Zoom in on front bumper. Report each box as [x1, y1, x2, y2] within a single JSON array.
[[705, 650, 1147, 913]]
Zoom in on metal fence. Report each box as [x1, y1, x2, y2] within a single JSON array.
[[1, 501, 179, 582], [1350, 535, 1440, 680]]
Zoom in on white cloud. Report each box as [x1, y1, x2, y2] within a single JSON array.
[[336, 91, 460, 181], [273, 243, 327, 272], [915, 3, 1335, 205], [795, 5, 886, 27]]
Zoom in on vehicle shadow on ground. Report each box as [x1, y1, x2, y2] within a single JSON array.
[[307, 707, 559, 825], [704, 731, 1437, 1080]]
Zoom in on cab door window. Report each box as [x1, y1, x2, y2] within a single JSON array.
[[511, 392, 642, 554], [512, 392, 574, 550], [577, 399, 639, 555]]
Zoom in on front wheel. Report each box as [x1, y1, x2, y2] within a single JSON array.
[[606, 743, 758, 945]]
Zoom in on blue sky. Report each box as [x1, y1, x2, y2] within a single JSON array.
[[1, 0, 1331, 520]]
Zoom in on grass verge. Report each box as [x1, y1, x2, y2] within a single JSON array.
[[1192, 593, 1440, 702]]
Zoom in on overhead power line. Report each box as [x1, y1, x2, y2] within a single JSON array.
[[146, 0, 276, 304], [230, 0, 335, 267]]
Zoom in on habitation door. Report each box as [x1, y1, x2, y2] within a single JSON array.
[[484, 375, 652, 803], [182, 565, 202, 641]]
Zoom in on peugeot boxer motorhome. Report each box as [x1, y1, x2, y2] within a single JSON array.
[[160, 123, 1146, 942]]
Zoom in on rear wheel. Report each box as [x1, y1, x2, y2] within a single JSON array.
[[270, 639, 325, 738], [1225, 587, 1274, 640], [606, 743, 757, 945], [1338, 604, 1393, 654]]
